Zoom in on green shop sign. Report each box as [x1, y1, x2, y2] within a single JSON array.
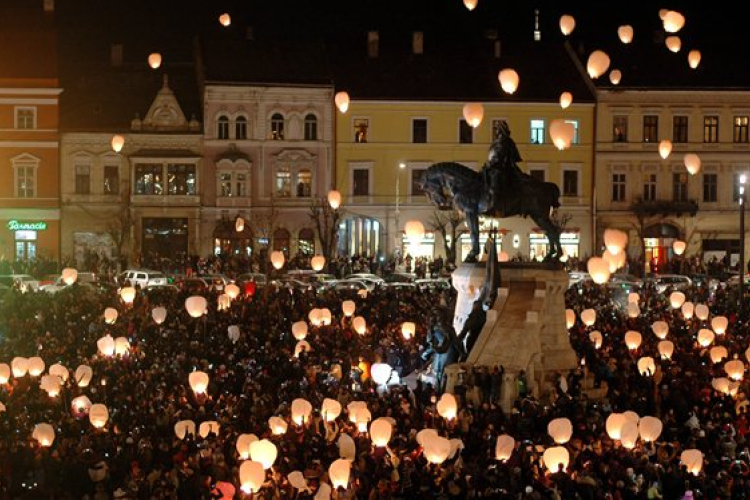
[[7, 220, 48, 231]]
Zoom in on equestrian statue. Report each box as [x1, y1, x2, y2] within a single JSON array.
[[420, 120, 563, 263]]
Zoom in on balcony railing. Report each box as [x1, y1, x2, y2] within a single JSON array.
[[630, 198, 699, 217]]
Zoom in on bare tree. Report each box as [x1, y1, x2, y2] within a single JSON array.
[[309, 197, 342, 264], [105, 188, 132, 271], [248, 206, 279, 247], [427, 208, 465, 266]]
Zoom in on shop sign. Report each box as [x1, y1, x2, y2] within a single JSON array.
[[7, 220, 47, 231]]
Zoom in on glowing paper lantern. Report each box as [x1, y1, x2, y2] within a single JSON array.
[[11, 357, 28, 378], [542, 446, 569, 472], [673, 240, 686, 256], [628, 292, 639, 304], [637, 357, 656, 376], [402, 321, 416, 340], [199, 421, 220, 438], [249, 439, 278, 470], [404, 220, 425, 240], [321, 398, 342, 422], [549, 119, 575, 150], [695, 304, 709, 321], [495, 434, 515, 461], [219, 13, 231, 26], [353, 316, 367, 335], [174, 420, 196, 439], [0, 363, 9, 384], [236, 434, 260, 460], [33, 423, 55, 447], [269, 416, 288, 435], [319, 308, 332, 326], [681, 449, 703, 476], [334, 92, 350, 113], [463, 0, 478, 10], [603, 249, 626, 273], [371, 363, 392, 386], [72, 395, 92, 414], [61, 268, 78, 285], [710, 346, 729, 364], [329, 459, 351, 489], [75, 365, 93, 387], [606, 413, 627, 440], [726, 358, 745, 381], [294, 340, 311, 358], [669, 292, 686, 309], [659, 139, 673, 160], [684, 153, 701, 175], [663, 11, 685, 33], [666, 36, 681, 53], [225, 283, 240, 300], [270, 251, 285, 270], [291, 321, 308, 340], [587, 50, 611, 79], [291, 398, 313, 426], [604, 228, 628, 255], [618, 25, 633, 44], [559, 91, 573, 109], [625, 330, 642, 350], [27, 357, 45, 377], [423, 435, 452, 465], [228, 325, 240, 343], [89, 404, 109, 428], [712, 316, 729, 335], [565, 309, 576, 329], [587, 257, 610, 284], [152, 307, 167, 324], [347, 401, 369, 424], [688, 50, 701, 69], [239, 461, 265, 494], [547, 418, 573, 444], [437, 393, 458, 420], [120, 286, 136, 304], [580, 309, 596, 327], [355, 408, 372, 432], [114, 337, 130, 356], [148, 53, 162, 69], [652, 321, 669, 339], [712, 377, 732, 395], [185, 296, 207, 318], [370, 418, 393, 447], [328, 189, 342, 209], [697, 328, 715, 347], [311, 255, 326, 272], [40, 374, 62, 397], [342, 300, 356, 317], [620, 422, 639, 449], [682, 301, 694, 319], [609, 69, 622, 85], [462, 103, 484, 128], [97, 335, 115, 357], [235, 217, 245, 232], [103, 307, 118, 325], [658, 340, 674, 360], [111, 134, 125, 153], [559, 15, 576, 36], [589, 331, 603, 349], [189, 371, 209, 394], [498, 68, 519, 94], [627, 302, 640, 318], [217, 294, 231, 311]]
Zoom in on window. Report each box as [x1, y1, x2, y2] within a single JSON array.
[[459, 119, 473, 144], [15, 107, 36, 129], [643, 116, 658, 143], [15, 164, 36, 198], [643, 173, 657, 202], [298, 228, 315, 256], [734, 116, 749, 143], [296, 169, 312, 197], [75, 164, 90, 194], [134, 164, 163, 195], [104, 166, 119, 195], [352, 169, 369, 196], [673, 172, 688, 202], [354, 119, 369, 143], [411, 169, 426, 196], [529, 169, 545, 182], [217, 115, 229, 140], [270, 113, 285, 140], [565, 119, 580, 144], [235, 116, 247, 140], [562, 170, 579, 196], [167, 164, 196, 195], [613, 116, 628, 142], [275, 167, 291, 197], [703, 116, 719, 143], [218, 171, 248, 197], [673, 116, 688, 143], [412, 119, 427, 143], [612, 173, 626, 202], [235, 173, 247, 197], [304, 114, 317, 141], [273, 228, 291, 255], [703, 173, 717, 202], [219, 172, 232, 197], [530, 119, 545, 144]]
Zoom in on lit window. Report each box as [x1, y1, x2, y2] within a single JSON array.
[[167, 164, 196, 196], [354, 119, 368, 143], [734, 116, 749, 143], [104, 166, 119, 195], [134, 164, 163, 195], [565, 119, 580, 144], [275, 168, 291, 197], [271, 113, 285, 140], [530, 119, 545, 144], [296, 169, 312, 197]]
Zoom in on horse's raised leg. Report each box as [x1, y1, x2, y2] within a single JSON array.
[[532, 213, 562, 261], [465, 211, 480, 263]]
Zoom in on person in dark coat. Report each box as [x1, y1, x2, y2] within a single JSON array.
[[457, 300, 487, 361]]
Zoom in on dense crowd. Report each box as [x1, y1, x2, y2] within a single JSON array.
[[1, 260, 750, 499]]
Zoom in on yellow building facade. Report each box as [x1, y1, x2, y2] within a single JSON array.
[[335, 100, 595, 263]]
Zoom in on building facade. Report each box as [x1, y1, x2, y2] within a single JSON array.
[[595, 89, 750, 272], [336, 100, 595, 263], [201, 83, 334, 261]]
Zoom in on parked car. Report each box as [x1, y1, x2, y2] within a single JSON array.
[[0, 274, 40, 292], [726, 274, 750, 288], [384, 272, 417, 283], [41, 272, 98, 293], [344, 273, 385, 284], [332, 279, 372, 292], [198, 274, 230, 291], [237, 273, 268, 288], [118, 269, 168, 289], [649, 274, 693, 293], [181, 277, 210, 294], [415, 278, 452, 291]]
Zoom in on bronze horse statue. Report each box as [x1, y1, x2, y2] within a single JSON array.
[[421, 121, 563, 263]]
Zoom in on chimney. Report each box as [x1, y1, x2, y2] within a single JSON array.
[[43, 0, 54, 12], [412, 31, 424, 55], [110, 44, 123, 67], [367, 31, 379, 58], [494, 40, 502, 58]]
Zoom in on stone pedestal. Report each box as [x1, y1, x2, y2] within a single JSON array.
[[446, 263, 578, 411]]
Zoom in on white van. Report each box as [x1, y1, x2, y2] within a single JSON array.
[[118, 269, 168, 289]]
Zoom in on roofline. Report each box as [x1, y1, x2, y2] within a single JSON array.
[[597, 86, 750, 93], [205, 81, 334, 89], [345, 99, 596, 107]]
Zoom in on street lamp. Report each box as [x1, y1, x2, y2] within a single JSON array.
[[740, 174, 747, 319], [395, 162, 406, 254]]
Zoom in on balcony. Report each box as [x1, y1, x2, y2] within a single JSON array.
[[630, 198, 699, 217]]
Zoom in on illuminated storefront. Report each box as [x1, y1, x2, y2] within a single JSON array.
[[643, 224, 681, 274], [339, 217, 380, 257], [529, 231, 580, 262], [458, 232, 503, 262], [402, 231, 435, 259], [1, 219, 59, 263]]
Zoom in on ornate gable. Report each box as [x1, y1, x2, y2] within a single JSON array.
[[138, 75, 191, 132]]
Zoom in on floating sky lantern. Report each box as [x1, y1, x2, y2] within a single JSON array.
[[97, 334, 115, 357], [697, 328, 715, 347], [174, 420, 196, 440], [40, 374, 62, 397], [609, 69, 622, 85], [669, 291, 686, 309], [75, 364, 93, 387], [235, 217, 244, 232], [673, 240, 686, 256], [620, 422, 639, 449], [712, 316, 728, 335], [625, 330, 642, 350], [370, 418, 393, 447], [548, 418, 573, 444], [688, 50, 701, 69], [342, 300, 356, 317], [199, 421, 220, 438], [559, 91, 573, 109], [269, 416, 288, 435], [695, 304, 709, 321], [495, 434, 515, 462], [311, 255, 326, 272], [589, 330, 603, 349], [726, 357, 745, 381], [559, 15, 575, 36], [437, 393, 458, 420], [185, 296, 207, 318], [11, 357, 28, 378], [681, 449, 703, 476], [710, 346, 729, 364], [189, 371, 209, 394], [543, 446, 569, 473], [89, 404, 109, 428], [250, 439, 278, 470], [549, 119, 575, 150], [120, 286, 136, 304], [329, 459, 351, 489], [225, 283, 240, 299], [565, 309, 576, 329], [423, 434, 452, 465], [462, 103, 484, 128], [628, 292, 639, 304], [236, 434, 258, 460], [606, 413, 627, 440], [228, 325, 240, 343], [603, 228, 628, 255], [152, 306, 167, 324], [666, 36, 681, 53], [684, 153, 701, 175], [587, 50, 610, 79], [627, 302, 640, 318], [321, 398, 342, 422], [652, 321, 669, 339], [28, 357, 44, 377], [328, 189, 342, 209], [104, 307, 118, 324], [663, 10, 685, 33], [658, 340, 674, 360], [61, 268, 78, 285], [219, 13, 231, 26], [270, 251, 285, 270], [404, 220, 425, 241], [33, 423, 55, 447], [291, 398, 313, 426], [353, 316, 367, 335], [638, 357, 656, 376], [239, 461, 265, 494], [72, 395, 92, 414], [587, 257, 610, 284], [498, 68, 519, 94], [114, 337, 130, 356], [0, 363, 9, 384], [463, 0, 478, 10], [294, 340, 311, 358], [148, 53, 162, 69], [371, 363, 392, 387], [682, 301, 695, 319], [111, 134, 125, 153], [659, 139, 673, 160], [618, 25, 634, 44], [580, 309, 596, 327], [402, 321, 416, 340], [334, 92, 350, 113]]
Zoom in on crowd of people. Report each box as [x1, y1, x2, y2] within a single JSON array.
[[1, 256, 750, 499]]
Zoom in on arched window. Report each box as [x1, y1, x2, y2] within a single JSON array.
[[235, 116, 247, 140], [298, 228, 315, 255], [304, 114, 318, 141], [270, 113, 284, 140], [296, 169, 312, 197], [217, 115, 230, 140], [275, 166, 291, 198], [273, 228, 291, 256]]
